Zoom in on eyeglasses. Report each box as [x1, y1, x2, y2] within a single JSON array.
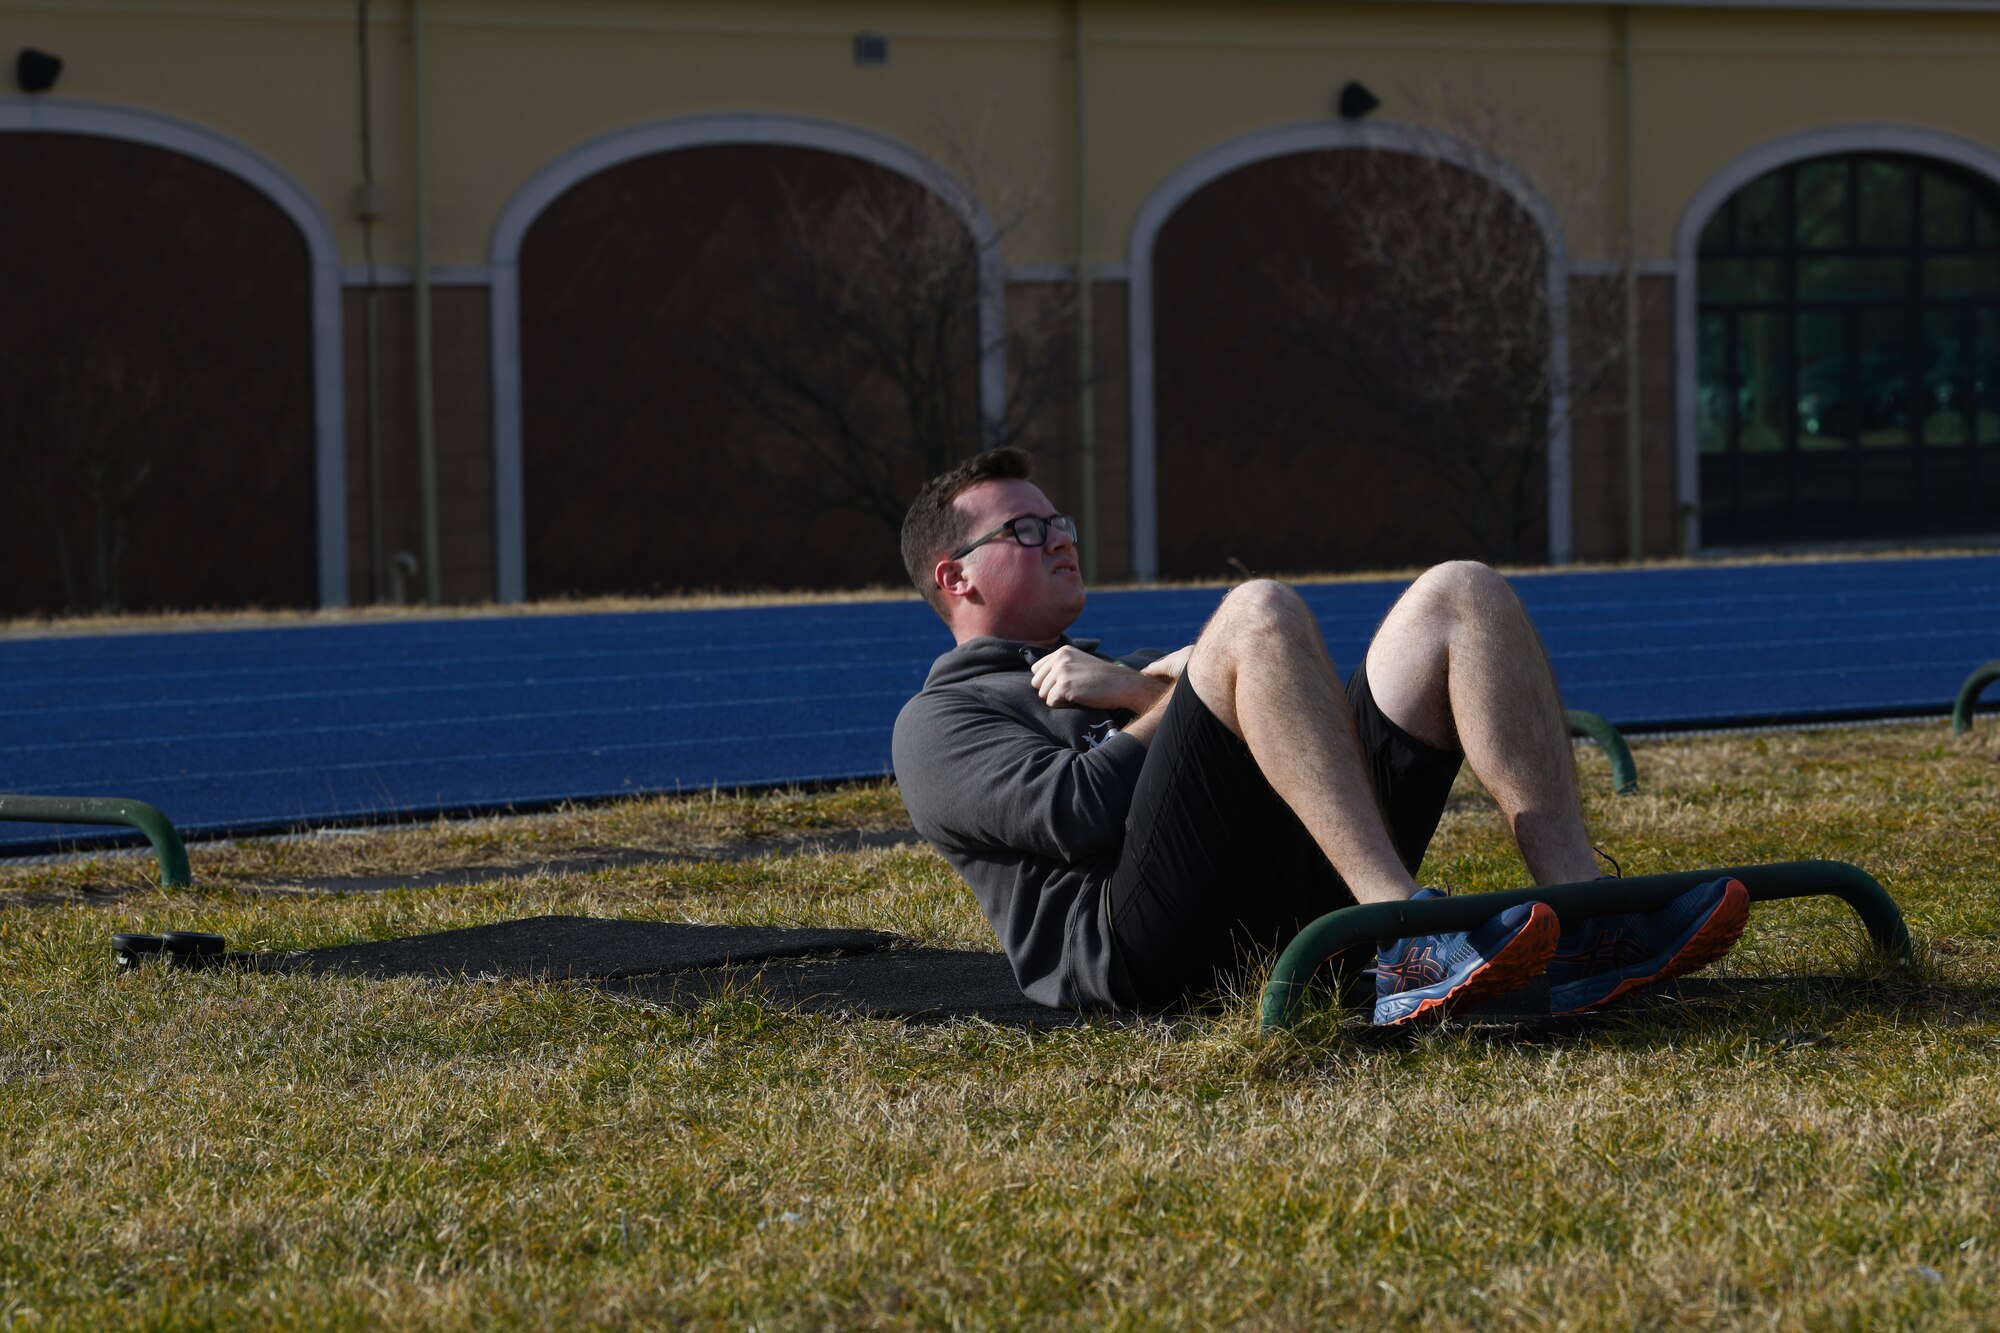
[[950, 513, 1079, 561]]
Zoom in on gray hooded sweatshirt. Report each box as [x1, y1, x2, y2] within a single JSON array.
[[892, 635, 1158, 1010]]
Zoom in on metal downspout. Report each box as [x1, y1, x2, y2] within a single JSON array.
[[1072, 1, 1097, 580], [411, 0, 442, 605], [357, 0, 386, 602], [1622, 6, 1643, 561], [364, 276, 385, 601]]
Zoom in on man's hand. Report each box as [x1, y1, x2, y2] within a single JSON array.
[[1141, 646, 1192, 683], [1030, 646, 1169, 713]]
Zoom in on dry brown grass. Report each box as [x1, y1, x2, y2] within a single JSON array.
[[1, 721, 1996, 1328], [0, 783, 915, 907]]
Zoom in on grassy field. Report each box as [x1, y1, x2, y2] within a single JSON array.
[[1, 721, 1996, 1328]]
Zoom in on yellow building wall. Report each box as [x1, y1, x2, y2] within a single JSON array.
[[2, 3, 367, 242], [1083, 3, 1621, 257], [1634, 7, 2000, 255], [8, 1, 2000, 268]]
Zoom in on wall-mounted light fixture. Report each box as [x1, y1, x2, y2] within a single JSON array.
[[853, 32, 888, 66], [1337, 80, 1379, 121], [15, 48, 62, 94]]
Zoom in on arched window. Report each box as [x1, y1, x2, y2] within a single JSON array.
[[1697, 153, 2000, 545]]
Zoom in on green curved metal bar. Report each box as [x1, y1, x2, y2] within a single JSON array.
[[1951, 660, 2000, 737], [0, 794, 192, 888], [1260, 859, 1910, 1030], [1566, 709, 1639, 795]]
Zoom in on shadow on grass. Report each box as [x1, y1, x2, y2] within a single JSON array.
[[258, 829, 926, 896], [1333, 971, 2000, 1053]]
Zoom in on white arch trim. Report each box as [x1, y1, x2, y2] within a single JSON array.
[[0, 98, 349, 606], [1674, 123, 2000, 553], [1125, 119, 1575, 580], [487, 112, 1008, 603]]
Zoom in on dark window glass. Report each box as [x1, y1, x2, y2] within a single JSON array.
[[1858, 310, 1912, 448], [1859, 450, 1914, 505], [1797, 160, 1851, 249], [1698, 313, 1730, 454], [1699, 258, 1783, 302], [1924, 169, 1971, 246], [1699, 200, 1734, 256], [1739, 453, 1786, 516], [1796, 311, 1850, 450], [1799, 256, 1907, 301], [1981, 310, 2000, 444], [1926, 255, 2000, 299], [1858, 159, 1913, 247], [1980, 200, 2000, 247], [1739, 174, 1786, 249], [1923, 309, 1969, 446], [1739, 311, 1787, 453]]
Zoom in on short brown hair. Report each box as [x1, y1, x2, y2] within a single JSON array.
[[900, 447, 1036, 620]]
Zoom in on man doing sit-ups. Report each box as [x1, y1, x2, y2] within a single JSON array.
[[891, 448, 1746, 1023]]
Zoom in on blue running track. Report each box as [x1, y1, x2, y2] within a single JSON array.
[[3, 554, 1995, 852]]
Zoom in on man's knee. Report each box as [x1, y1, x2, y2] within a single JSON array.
[[1407, 560, 1516, 623], [1213, 579, 1315, 642], [1190, 580, 1327, 735], [1199, 580, 1325, 670], [1192, 580, 1320, 688]]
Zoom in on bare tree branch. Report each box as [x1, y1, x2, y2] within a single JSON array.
[[695, 145, 1074, 537], [0, 346, 168, 611], [1276, 101, 1628, 561]]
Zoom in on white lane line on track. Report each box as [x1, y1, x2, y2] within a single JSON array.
[[6, 727, 893, 793], [0, 690, 915, 755]]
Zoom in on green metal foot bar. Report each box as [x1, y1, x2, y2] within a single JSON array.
[[1952, 660, 2000, 737], [1566, 709, 1638, 795], [1260, 859, 1909, 1030], [0, 795, 192, 888]]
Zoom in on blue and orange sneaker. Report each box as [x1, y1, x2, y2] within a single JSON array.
[[1548, 876, 1750, 1014], [1372, 889, 1560, 1026]]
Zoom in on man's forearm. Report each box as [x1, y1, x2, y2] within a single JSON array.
[[1117, 677, 1176, 748]]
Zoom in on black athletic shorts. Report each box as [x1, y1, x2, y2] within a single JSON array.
[[1103, 662, 1463, 1011]]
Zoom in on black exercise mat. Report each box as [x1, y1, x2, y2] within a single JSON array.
[[167, 915, 1561, 1028], [605, 947, 1123, 1029], [177, 916, 1130, 1026], [262, 915, 895, 981]]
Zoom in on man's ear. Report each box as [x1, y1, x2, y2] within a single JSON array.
[[933, 557, 974, 602]]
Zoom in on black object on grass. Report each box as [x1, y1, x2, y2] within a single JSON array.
[[161, 931, 226, 958], [113, 933, 164, 969], [116, 930, 240, 971]]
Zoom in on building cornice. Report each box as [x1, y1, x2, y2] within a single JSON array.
[[1346, 0, 2000, 11]]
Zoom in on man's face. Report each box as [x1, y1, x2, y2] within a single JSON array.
[[944, 478, 1085, 642]]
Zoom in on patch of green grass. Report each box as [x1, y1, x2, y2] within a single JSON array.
[[1, 725, 1997, 1327]]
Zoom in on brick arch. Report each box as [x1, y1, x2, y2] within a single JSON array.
[[516, 143, 988, 597], [0, 98, 348, 608], [0, 115, 339, 614], [488, 114, 1005, 601], [1146, 148, 1555, 577], [1126, 120, 1572, 579]]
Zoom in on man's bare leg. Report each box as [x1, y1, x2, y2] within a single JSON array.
[[1183, 580, 1420, 904], [1362, 561, 1599, 886]]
